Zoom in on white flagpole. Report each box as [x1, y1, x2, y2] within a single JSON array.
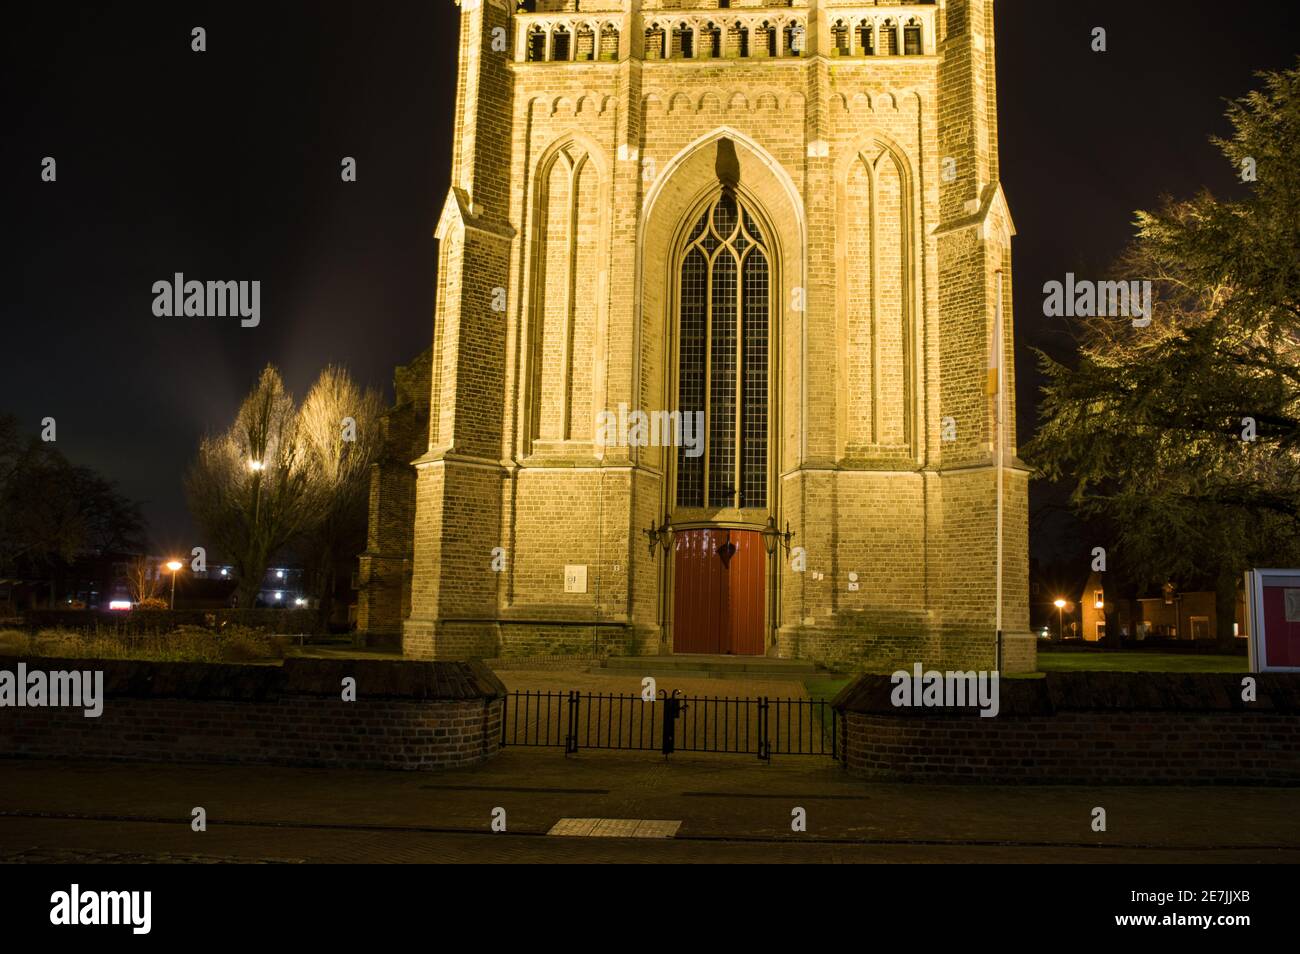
[[993, 269, 1005, 669]]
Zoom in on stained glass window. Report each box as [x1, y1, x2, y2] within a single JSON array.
[[676, 191, 769, 509]]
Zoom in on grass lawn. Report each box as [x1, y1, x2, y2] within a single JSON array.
[[805, 675, 853, 701], [1036, 651, 1246, 673], [805, 652, 1246, 694]]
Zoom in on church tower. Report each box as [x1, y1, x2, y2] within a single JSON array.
[[398, 0, 1034, 673]]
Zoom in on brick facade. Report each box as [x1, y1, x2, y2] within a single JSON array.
[[834, 671, 1300, 784], [0, 656, 506, 771], [382, 0, 1034, 673], [356, 349, 432, 644]]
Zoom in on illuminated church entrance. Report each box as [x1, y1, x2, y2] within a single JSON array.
[[673, 528, 765, 655]]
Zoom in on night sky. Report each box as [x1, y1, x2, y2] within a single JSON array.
[[2, 1, 1297, 563]]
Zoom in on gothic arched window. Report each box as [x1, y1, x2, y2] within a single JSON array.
[[551, 24, 571, 61], [599, 24, 619, 61], [880, 19, 899, 56], [730, 21, 749, 57], [575, 25, 595, 61], [526, 26, 546, 62], [676, 190, 770, 510], [703, 22, 722, 58], [831, 20, 849, 55], [903, 19, 923, 55], [785, 22, 805, 56], [857, 21, 874, 55], [672, 22, 693, 59], [645, 24, 665, 60]]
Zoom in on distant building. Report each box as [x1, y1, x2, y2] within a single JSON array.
[[1077, 570, 1246, 643]]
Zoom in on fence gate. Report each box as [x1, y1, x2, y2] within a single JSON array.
[[501, 689, 838, 760]]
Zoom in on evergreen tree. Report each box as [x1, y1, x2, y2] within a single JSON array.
[[1027, 61, 1300, 647]]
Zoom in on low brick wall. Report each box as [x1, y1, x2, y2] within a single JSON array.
[[0, 655, 506, 771], [833, 672, 1300, 785]]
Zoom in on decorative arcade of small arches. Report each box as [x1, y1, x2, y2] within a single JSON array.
[[526, 21, 620, 62], [517, 8, 933, 63]]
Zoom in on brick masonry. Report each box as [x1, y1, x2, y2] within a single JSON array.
[[356, 349, 432, 643], [369, 0, 1034, 674], [833, 671, 1300, 784], [0, 655, 507, 772]]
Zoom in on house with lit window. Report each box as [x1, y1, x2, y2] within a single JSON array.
[[1077, 570, 1247, 643]]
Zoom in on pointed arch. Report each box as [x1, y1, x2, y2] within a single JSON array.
[[834, 133, 921, 458], [642, 126, 805, 247], [519, 134, 610, 457], [635, 129, 805, 513]]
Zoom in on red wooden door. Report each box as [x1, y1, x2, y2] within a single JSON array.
[[727, 531, 766, 655], [673, 528, 765, 655], [672, 529, 726, 654]]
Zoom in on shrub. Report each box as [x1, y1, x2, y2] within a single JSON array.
[[32, 628, 90, 658], [0, 625, 291, 664], [0, 629, 31, 653], [17, 608, 316, 637], [217, 626, 291, 663]]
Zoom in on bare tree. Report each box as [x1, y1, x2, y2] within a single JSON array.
[[126, 555, 162, 604], [297, 366, 384, 632], [186, 365, 314, 608]]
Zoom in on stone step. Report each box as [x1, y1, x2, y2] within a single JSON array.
[[603, 654, 818, 680], [603, 668, 812, 682]]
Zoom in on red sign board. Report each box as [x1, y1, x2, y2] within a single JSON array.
[[1245, 570, 1300, 672]]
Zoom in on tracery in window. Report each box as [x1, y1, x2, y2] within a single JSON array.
[[676, 190, 770, 509]]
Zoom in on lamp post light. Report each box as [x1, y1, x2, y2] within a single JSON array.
[[248, 458, 265, 526], [166, 560, 184, 610], [1054, 598, 1066, 641]]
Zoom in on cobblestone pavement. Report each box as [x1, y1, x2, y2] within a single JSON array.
[[0, 845, 303, 863], [3, 821, 1298, 864], [1, 752, 1296, 863]]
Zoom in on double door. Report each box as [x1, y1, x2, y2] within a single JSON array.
[[672, 528, 765, 655]]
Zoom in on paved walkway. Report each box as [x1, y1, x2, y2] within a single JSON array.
[[1, 751, 1296, 863], [496, 668, 812, 698], [288, 652, 818, 698]]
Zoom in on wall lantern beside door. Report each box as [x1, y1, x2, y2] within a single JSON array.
[[644, 515, 674, 556], [760, 515, 794, 556]]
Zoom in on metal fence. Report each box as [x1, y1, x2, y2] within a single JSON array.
[[501, 689, 837, 760]]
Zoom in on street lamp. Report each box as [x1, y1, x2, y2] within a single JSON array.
[[165, 560, 184, 610], [1054, 598, 1066, 641], [247, 459, 265, 526]]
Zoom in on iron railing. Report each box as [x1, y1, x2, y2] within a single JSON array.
[[501, 689, 838, 760]]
